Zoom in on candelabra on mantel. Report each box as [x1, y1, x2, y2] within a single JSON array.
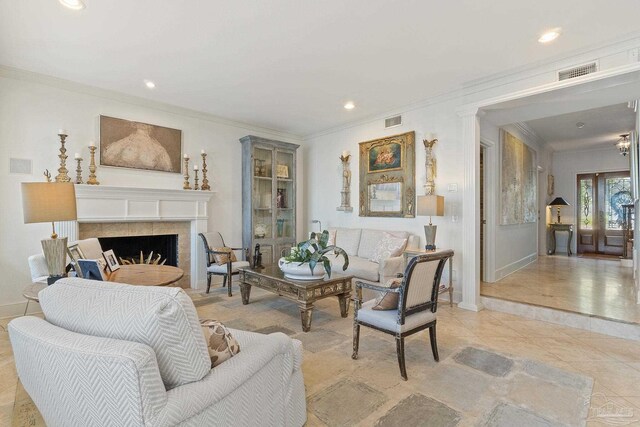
[[183, 154, 192, 190], [87, 142, 100, 185], [55, 130, 71, 183], [74, 153, 83, 184], [200, 151, 211, 191], [336, 150, 353, 212], [423, 137, 437, 195], [193, 165, 200, 191]]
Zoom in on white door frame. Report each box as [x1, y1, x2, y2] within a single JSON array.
[[457, 62, 640, 312], [480, 138, 497, 283]]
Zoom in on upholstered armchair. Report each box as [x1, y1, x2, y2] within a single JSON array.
[[73, 237, 104, 260], [8, 278, 306, 426], [199, 232, 250, 296], [352, 250, 454, 380], [27, 253, 48, 284]]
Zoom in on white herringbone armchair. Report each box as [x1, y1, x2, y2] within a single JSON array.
[[8, 278, 306, 427]]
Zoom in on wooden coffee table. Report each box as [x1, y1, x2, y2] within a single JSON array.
[[238, 265, 353, 332], [106, 264, 184, 286]]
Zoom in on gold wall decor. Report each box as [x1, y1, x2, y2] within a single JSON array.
[[358, 131, 416, 218]]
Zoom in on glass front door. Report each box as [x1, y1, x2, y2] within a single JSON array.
[[577, 171, 631, 255]]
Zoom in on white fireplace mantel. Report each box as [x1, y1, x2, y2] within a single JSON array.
[[59, 185, 214, 289], [75, 185, 212, 222]]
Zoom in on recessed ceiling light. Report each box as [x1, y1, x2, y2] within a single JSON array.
[[576, 122, 585, 129], [538, 28, 561, 44], [144, 80, 156, 89], [344, 102, 355, 110], [59, 0, 85, 10]]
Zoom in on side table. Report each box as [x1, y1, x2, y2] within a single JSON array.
[[23, 283, 47, 316], [403, 248, 454, 307], [547, 223, 573, 256]]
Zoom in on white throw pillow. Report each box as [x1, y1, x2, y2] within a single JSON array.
[[370, 232, 408, 264]]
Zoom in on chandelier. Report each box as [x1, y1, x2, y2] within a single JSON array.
[[616, 134, 630, 156]]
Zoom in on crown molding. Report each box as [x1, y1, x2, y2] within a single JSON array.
[[510, 122, 547, 148], [0, 65, 303, 143], [306, 33, 640, 141]]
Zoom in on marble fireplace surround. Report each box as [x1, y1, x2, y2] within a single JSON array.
[[58, 185, 213, 289]]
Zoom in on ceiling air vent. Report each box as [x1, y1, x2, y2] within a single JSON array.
[[558, 62, 598, 81], [385, 115, 402, 129]]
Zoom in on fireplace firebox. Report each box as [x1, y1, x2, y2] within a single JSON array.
[[98, 234, 178, 267]]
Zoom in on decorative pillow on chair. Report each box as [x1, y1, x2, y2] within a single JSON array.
[[200, 319, 241, 367], [212, 247, 238, 265], [372, 277, 403, 310], [370, 232, 408, 264]]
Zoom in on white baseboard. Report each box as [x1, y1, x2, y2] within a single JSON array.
[[495, 253, 537, 281]]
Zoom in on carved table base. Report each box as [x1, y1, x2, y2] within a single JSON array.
[[238, 265, 353, 332]]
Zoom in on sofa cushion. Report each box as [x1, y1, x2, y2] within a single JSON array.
[[201, 319, 241, 367], [357, 229, 383, 259], [345, 256, 379, 282], [357, 299, 437, 333], [370, 232, 408, 264], [334, 228, 362, 256], [39, 277, 211, 390]]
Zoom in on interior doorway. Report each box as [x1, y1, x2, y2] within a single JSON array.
[[480, 147, 485, 281], [577, 171, 632, 256]]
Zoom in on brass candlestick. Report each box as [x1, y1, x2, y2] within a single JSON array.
[[55, 133, 71, 182], [75, 158, 83, 184], [183, 156, 192, 190], [87, 146, 100, 185], [201, 153, 211, 191], [194, 168, 200, 190]]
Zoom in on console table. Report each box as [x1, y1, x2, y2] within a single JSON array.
[[547, 223, 573, 256]]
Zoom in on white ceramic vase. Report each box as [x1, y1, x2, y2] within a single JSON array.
[[278, 257, 327, 280]]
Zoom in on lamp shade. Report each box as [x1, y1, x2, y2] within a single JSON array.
[[417, 195, 445, 216], [548, 197, 569, 207], [21, 182, 77, 224]]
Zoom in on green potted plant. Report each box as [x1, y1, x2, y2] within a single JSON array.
[[278, 230, 349, 280]]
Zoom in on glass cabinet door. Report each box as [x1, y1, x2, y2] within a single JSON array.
[[275, 150, 295, 239], [253, 147, 273, 240]]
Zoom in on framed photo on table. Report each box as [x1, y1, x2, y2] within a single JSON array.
[[102, 249, 120, 272], [66, 244, 87, 277], [77, 259, 106, 281]]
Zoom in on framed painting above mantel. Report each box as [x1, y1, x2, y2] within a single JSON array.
[[99, 115, 182, 173], [358, 131, 416, 218]]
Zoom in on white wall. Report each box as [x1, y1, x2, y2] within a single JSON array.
[[304, 36, 640, 305], [480, 122, 553, 281], [551, 147, 630, 253], [0, 73, 303, 317]]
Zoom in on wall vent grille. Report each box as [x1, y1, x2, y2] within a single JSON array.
[[385, 115, 402, 128], [558, 62, 598, 81]]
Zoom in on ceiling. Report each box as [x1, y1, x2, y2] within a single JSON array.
[[2, 1, 640, 136], [525, 103, 636, 151]]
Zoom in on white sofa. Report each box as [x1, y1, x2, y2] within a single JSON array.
[[328, 227, 419, 285], [8, 278, 306, 427]]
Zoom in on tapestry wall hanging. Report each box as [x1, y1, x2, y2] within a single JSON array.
[[500, 129, 537, 225], [359, 131, 416, 218], [99, 115, 182, 173]]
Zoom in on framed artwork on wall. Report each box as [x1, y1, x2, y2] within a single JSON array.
[[99, 115, 182, 173], [500, 129, 537, 225], [358, 131, 416, 218]]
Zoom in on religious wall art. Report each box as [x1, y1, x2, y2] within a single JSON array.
[[359, 131, 416, 218], [99, 115, 182, 173], [500, 129, 537, 225]]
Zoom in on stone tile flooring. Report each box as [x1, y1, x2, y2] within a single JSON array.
[[481, 255, 640, 324], [2, 285, 640, 426]]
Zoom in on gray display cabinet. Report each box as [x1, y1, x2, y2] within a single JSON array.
[[240, 135, 300, 266]]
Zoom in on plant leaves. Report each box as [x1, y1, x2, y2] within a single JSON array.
[[318, 230, 329, 248], [323, 259, 331, 277]]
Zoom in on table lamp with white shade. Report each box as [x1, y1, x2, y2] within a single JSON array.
[[21, 182, 77, 284], [417, 194, 445, 251]]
